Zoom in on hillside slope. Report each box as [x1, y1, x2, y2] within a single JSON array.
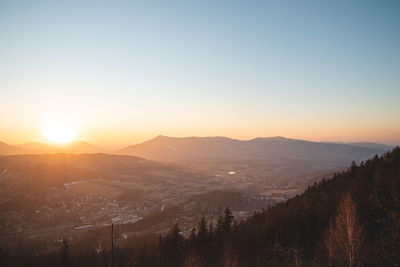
[[0, 153, 200, 190], [128, 147, 400, 266], [1, 148, 399, 266]]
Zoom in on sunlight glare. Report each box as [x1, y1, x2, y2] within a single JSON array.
[[42, 119, 78, 143]]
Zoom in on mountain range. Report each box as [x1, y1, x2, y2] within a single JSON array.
[[0, 136, 392, 169], [118, 135, 391, 164]]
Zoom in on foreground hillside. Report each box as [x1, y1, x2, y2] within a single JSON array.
[[2, 148, 399, 266], [129, 147, 400, 266]]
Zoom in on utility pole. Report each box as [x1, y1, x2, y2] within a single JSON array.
[[111, 223, 114, 267]]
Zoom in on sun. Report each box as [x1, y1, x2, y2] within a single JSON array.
[[42, 120, 79, 143]]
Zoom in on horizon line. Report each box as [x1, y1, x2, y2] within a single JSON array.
[[2, 135, 397, 149]]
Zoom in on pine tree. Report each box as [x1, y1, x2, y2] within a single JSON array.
[[195, 216, 210, 264], [197, 216, 208, 244], [160, 224, 184, 267], [223, 208, 234, 232], [60, 238, 71, 267]]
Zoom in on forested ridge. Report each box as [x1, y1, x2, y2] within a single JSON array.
[[1, 147, 399, 266]]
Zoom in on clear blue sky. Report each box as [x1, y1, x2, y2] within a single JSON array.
[[0, 0, 399, 145]]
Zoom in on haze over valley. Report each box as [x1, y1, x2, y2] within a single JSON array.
[[0, 135, 391, 256]]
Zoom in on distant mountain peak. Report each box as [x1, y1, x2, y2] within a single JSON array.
[[154, 135, 172, 140], [251, 136, 288, 141]]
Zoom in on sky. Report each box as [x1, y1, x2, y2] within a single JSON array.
[[0, 0, 399, 146]]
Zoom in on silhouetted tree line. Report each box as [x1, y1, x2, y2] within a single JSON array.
[[1, 147, 399, 266]]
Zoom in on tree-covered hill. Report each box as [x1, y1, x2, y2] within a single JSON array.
[[152, 147, 400, 267]]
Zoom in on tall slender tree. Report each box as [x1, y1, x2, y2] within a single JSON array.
[[331, 193, 365, 267]]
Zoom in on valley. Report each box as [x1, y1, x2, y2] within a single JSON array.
[[0, 137, 388, 255]]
